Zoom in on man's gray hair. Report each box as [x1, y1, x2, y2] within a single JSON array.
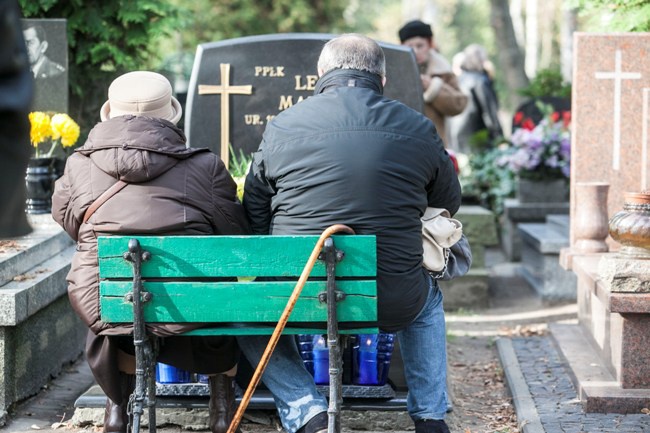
[[318, 34, 386, 77]]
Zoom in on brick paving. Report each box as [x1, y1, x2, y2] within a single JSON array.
[[511, 336, 650, 433]]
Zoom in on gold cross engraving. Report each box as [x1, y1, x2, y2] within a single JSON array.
[[199, 63, 253, 169]]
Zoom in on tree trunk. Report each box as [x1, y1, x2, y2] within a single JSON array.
[[561, 6, 578, 83], [490, 0, 529, 110], [524, 0, 538, 78]]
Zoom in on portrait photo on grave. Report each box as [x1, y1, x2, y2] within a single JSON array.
[[21, 19, 68, 113]]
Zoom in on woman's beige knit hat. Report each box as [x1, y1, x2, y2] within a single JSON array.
[[100, 71, 182, 125]]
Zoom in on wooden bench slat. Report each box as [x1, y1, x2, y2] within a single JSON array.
[[100, 280, 377, 323], [180, 327, 380, 336], [98, 235, 376, 278]]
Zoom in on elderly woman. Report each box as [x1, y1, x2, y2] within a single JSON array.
[[52, 71, 250, 433]]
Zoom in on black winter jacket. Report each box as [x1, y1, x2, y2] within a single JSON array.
[[243, 69, 462, 331]]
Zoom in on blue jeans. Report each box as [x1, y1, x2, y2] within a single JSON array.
[[396, 277, 448, 421], [237, 276, 447, 429], [237, 335, 328, 433]]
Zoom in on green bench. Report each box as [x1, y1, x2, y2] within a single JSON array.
[[97, 229, 378, 433]]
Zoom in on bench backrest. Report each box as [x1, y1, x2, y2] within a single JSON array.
[[97, 235, 378, 335]]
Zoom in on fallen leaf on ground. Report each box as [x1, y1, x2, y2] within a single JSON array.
[[0, 240, 22, 253]]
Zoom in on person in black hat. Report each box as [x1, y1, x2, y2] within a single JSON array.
[[399, 20, 467, 146]]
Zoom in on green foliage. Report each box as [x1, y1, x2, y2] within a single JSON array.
[[228, 144, 252, 178], [517, 68, 571, 99], [440, 0, 494, 61], [19, 0, 181, 140], [460, 146, 515, 216], [570, 0, 650, 32], [161, 0, 354, 56]]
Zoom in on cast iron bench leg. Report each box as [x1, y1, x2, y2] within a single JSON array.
[[124, 239, 156, 433], [321, 238, 345, 433]]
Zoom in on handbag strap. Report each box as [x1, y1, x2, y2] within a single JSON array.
[[83, 180, 129, 223]]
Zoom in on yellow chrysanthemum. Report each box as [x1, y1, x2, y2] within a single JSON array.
[[28, 112, 52, 146], [51, 113, 80, 148]]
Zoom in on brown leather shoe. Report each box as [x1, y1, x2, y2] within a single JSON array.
[[208, 374, 241, 433], [104, 373, 135, 433]]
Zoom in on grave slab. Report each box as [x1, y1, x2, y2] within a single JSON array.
[[501, 198, 569, 262], [0, 215, 85, 415], [550, 322, 650, 414], [518, 216, 576, 303]]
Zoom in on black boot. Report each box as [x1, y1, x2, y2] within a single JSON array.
[[208, 374, 241, 433], [104, 373, 135, 433]]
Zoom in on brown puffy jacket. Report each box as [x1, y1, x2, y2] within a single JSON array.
[[52, 115, 251, 335], [420, 49, 468, 145]]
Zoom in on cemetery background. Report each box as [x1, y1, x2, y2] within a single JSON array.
[[7, 1, 647, 431]]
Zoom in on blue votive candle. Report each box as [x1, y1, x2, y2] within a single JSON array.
[[357, 335, 378, 385], [312, 335, 329, 385]]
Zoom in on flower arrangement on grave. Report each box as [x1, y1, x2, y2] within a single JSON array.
[[28, 111, 81, 158], [499, 103, 571, 181]]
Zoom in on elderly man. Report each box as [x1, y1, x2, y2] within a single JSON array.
[[239, 33, 461, 433]]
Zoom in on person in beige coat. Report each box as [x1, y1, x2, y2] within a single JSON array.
[[399, 20, 468, 145], [52, 71, 250, 433]]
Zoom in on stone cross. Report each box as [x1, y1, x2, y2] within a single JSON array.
[[198, 63, 253, 169], [594, 49, 641, 171]]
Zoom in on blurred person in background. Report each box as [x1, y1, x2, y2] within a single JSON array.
[[398, 20, 467, 146], [0, 0, 33, 238], [447, 44, 503, 155]]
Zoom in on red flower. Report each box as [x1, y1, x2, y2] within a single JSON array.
[[550, 112, 560, 122], [522, 118, 535, 131], [514, 111, 524, 125], [562, 111, 571, 127]]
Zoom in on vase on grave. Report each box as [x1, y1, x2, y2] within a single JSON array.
[[25, 157, 57, 214], [574, 182, 610, 253], [609, 191, 650, 259], [516, 177, 568, 203]]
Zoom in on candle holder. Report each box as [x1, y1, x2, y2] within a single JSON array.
[[353, 333, 395, 386], [609, 191, 650, 259], [155, 362, 192, 384]]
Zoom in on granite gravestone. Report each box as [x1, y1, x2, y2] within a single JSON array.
[[185, 33, 423, 168], [570, 33, 650, 246], [21, 19, 68, 113]]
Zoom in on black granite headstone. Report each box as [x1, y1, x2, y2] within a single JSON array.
[[185, 33, 423, 168], [21, 19, 68, 113]]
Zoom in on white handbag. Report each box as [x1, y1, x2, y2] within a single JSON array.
[[421, 207, 472, 280]]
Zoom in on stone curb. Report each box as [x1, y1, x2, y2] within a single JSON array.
[[496, 338, 545, 433]]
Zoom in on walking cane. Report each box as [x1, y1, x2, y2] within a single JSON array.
[[226, 224, 355, 433]]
